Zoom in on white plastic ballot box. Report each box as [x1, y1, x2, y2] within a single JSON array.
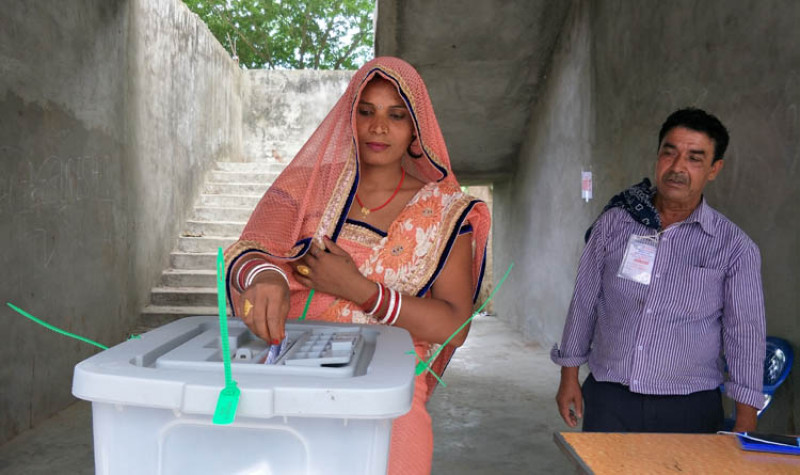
[[72, 317, 416, 475]]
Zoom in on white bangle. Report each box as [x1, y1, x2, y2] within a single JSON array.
[[366, 283, 383, 316], [387, 292, 402, 326], [245, 263, 289, 288]]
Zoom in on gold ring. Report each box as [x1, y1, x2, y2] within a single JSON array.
[[296, 265, 311, 276], [243, 299, 253, 317]]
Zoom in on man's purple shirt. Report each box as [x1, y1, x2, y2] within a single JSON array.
[[551, 199, 766, 408]]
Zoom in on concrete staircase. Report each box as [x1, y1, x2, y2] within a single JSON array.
[[130, 70, 352, 334], [137, 161, 285, 331]]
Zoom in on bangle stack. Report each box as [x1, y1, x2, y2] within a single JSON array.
[[235, 258, 289, 291], [360, 282, 402, 326]]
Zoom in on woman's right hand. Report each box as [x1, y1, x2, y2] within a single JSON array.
[[237, 270, 290, 344]]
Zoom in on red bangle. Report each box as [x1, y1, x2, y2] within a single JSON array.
[[372, 284, 389, 320], [361, 283, 381, 313]]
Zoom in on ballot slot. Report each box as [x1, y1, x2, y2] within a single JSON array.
[[229, 327, 362, 367], [154, 320, 368, 377]]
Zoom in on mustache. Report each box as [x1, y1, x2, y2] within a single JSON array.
[[663, 172, 688, 184]]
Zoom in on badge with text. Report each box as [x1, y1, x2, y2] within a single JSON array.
[[617, 234, 658, 285]]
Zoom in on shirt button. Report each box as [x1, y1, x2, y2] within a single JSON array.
[[632, 379, 639, 384], [637, 345, 643, 351], [655, 274, 660, 278], [646, 309, 653, 314]]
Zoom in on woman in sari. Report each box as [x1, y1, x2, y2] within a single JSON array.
[[225, 56, 490, 474]]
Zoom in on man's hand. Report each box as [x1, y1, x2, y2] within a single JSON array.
[[731, 402, 759, 433], [556, 366, 583, 428]]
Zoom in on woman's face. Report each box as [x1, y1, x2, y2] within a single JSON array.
[[356, 77, 415, 167]]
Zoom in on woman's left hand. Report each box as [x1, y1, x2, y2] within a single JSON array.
[[294, 236, 372, 302]]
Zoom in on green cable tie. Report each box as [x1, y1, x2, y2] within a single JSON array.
[[212, 247, 240, 425], [406, 350, 446, 387], [415, 262, 514, 376], [6, 302, 109, 350], [299, 289, 315, 321]]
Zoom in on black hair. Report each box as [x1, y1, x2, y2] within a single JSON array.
[[658, 108, 729, 162]]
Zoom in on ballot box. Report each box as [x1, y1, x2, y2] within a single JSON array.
[[72, 317, 416, 475]]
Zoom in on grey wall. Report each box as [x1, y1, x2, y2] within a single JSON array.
[[493, 1, 594, 344], [0, 0, 242, 443], [0, 0, 131, 445], [495, 0, 800, 432], [375, 0, 571, 183], [243, 70, 353, 162], [126, 0, 243, 326]]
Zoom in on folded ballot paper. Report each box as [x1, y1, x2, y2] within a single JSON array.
[[737, 432, 800, 456]]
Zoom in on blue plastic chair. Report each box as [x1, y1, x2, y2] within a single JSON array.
[[759, 336, 794, 415], [722, 336, 794, 429]]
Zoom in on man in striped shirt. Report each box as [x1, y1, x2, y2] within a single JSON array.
[[552, 108, 766, 433]]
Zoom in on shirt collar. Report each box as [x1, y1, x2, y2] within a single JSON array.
[[620, 194, 718, 236], [682, 196, 717, 237]]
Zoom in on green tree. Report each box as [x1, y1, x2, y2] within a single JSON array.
[[186, 0, 375, 70]]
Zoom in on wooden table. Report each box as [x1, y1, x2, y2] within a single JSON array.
[[554, 432, 800, 474]]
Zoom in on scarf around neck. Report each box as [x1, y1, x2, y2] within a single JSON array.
[[584, 177, 661, 242]]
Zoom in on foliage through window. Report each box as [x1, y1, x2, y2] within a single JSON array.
[[187, 0, 375, 70]]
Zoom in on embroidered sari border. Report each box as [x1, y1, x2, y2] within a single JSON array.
[[474, 245, 488, 303], [417, 199, 482, 298], [326, 146, 358, 243], [345, 218, 389, 238]]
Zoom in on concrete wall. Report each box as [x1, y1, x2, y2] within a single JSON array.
[[493, 0, 594, 346], [495, 0, 800, 431], [0, 0, 242, 443], [126, 0, 243, 326], [243, 70, 353, 162]]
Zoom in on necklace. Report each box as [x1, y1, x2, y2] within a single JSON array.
[[356, 169, 406, 217]]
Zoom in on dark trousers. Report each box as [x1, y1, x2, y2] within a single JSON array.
[[582, 374, 724, 433]]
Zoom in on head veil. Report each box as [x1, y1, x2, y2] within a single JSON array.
[[226, 56, 489, 301], [229, 57, 467, 254]]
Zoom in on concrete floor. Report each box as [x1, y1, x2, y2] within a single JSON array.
[[429, 316, 577, 474], [0, 315, 577, 474]]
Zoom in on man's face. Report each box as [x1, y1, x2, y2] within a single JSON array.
[[655, 126, 724, 208]]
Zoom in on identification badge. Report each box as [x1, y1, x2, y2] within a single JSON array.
[[617, 234, 658, 285]]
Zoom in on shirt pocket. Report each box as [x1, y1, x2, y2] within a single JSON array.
[[677, 266, 725, 319]]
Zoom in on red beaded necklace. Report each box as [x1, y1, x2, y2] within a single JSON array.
[[355, 168, 406, 217]]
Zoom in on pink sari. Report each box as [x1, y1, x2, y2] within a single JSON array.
[[225, 57, 490, 474]]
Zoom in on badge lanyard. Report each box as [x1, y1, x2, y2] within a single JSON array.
[[617, 230, 665, 285]]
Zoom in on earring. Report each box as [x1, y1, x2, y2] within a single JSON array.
[[407, 136, 423, 159]]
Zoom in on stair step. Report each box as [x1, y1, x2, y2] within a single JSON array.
[[204, 182, 270, 195], [170, 251, 216, 270], [161, 269, 217, 287], [177, 236, 237, 253], [193, 206, 254, 222], [150, 287, 218, 306], [136, 158, 288, 335], [136, 305, 231, 333], [209, 170, 278, 184], [215, 161, 285, 173], [199, 194, 261, 208], [183, 220, 246, 238]]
